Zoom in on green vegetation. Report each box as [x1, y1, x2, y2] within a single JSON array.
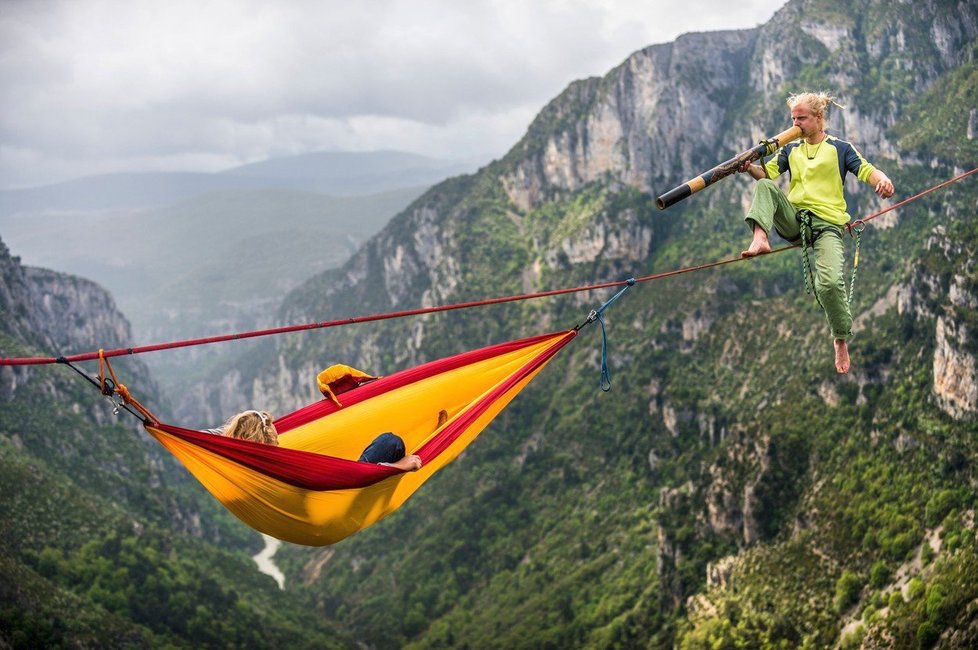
[[836, 570, 863, 612], [11, 529, 344, 649], [3, 1, 978, 648], [0, 344, 349, 648], [891, 55, 978, 165]]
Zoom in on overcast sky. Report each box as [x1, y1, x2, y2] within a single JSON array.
[[0, 0, 785, 190]]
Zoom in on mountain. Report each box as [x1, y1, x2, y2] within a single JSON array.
[[0, 150, 481, 215], [2, 0, 977, 648], [204, 0, 975, 647], [223, 149, 488, 195], [0, 151, 485, 401]]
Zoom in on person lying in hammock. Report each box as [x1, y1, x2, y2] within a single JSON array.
[[212, 408, 449, 472]]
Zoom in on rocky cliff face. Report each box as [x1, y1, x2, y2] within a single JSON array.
[[0, 236, 154, 409], [498, 0, 978, 215], [918, 223, 978, 419], [22, 267, 133, 358], [499, 28, 756, 211], [1, 239, 51, 347], [934, 313, 977, 417]]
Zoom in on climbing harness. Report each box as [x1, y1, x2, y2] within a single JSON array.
[[797, 210, 824, 310], [798, 209, 863, 309]]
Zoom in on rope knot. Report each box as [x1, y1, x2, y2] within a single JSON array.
[[115, 383, 131, 403]]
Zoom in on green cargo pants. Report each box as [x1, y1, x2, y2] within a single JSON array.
[[745, 179, 852, 340]]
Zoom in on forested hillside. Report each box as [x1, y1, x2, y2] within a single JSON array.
[[256, 0, 975, 647], [2, 0, 976, 648]]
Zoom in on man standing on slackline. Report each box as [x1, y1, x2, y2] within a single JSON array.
[[739, 91, 895, 374]]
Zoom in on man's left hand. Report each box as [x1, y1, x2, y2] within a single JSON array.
[[874, 176, 894, 199]]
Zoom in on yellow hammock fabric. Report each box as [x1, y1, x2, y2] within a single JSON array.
[[144, 329, 576, 545]]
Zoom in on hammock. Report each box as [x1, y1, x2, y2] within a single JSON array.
[[145, 329, 576, 546]]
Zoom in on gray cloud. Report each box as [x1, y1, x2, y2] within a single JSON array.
[[0, 0, 784, 189]]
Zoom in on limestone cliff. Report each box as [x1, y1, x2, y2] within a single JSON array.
[[919, 224, 978, 419], [1, 237, 153, 395]]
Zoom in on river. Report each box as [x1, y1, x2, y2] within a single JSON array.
[[252, 533, 285, 590]]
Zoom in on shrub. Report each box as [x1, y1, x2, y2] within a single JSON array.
[[835, 570, 862, 613], [924, 584, 948, 626], [906, 577, 925, 601], [885, 532, 915, 561], [916, 621, 939, 647], [888, 591, 903, 610], [869, 561, 890, 588], [925, 490, 959, 527]]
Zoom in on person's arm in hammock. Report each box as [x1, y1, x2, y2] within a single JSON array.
[[387, 454, 422, 471]]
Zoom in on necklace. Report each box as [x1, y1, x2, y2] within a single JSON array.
[[805, 135, 825, 160]]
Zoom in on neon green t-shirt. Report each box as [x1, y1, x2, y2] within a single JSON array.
[[763, 134, 877, 225]]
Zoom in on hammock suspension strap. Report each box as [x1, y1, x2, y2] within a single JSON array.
[[95, 350, 159, 424], [56, 356, 144, 423], [578, 278, 636, 391]]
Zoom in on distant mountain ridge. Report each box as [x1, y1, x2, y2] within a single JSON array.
[[0, 150, 481, 216], [0, 150, 460, 401]]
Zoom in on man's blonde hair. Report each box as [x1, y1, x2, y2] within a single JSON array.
[[223, 410, 279, 445], [787, 91, 845, 128]]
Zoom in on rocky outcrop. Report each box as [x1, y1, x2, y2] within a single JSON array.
[[497, 0, 978, 217], [500, 29, 756, 212], [0, 236, 153, 404], [903, 221, 978, 420], [23, 267, 133, 356], [0, 239, 49, 346], [704, 433, 772, 546], [933, 289, 978, 418], [542, 212, 652, 269]]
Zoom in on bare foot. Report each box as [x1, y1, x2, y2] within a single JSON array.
[[834, 339, 850, 374], [741, 226, 771, 258]]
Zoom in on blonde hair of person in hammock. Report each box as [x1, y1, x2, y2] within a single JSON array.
[[220, 410, 279, 446]]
